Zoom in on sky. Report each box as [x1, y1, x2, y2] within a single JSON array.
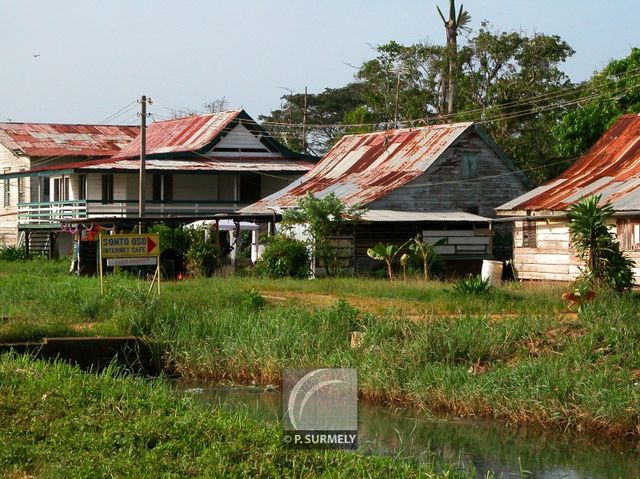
[[1, 0, 638, 125]]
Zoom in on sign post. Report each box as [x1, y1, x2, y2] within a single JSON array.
[[98, 233, 161, 295]]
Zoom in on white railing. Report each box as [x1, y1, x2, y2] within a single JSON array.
[[17, 201, 88, 226], [17, 200, 249, 226]]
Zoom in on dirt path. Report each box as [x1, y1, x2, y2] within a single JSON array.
[[259, 289, 575, 321]]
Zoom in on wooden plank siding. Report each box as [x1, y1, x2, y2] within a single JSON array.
[[354, 222, 492, 276], [0, 143, 30, 244], [512, 219, 640, 283], [368, 128, 529, 219]]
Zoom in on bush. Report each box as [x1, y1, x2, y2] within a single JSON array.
[[453, 275, 492, 295], [185, 226, 219, 277], [0, 236, 26, 261], [568, 195, 634, 291], [254, 236, 310, 279]]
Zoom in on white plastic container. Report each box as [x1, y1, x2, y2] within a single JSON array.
[[481, 260, 503, 286]]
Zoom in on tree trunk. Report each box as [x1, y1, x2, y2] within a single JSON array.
[[446, 28, 457, 115], [423, 258, 429, 281], [386, 260, 393, 280]]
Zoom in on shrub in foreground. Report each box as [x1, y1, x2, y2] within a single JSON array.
[[255, 235, 311, 279]]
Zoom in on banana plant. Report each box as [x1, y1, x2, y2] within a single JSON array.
[[409, 235, 447, 281], [367, 238, 413, 280]]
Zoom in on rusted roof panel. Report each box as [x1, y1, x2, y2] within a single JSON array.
[[363, 210, 491, 222], [15, 157, 314, 175], [498, 114, 640, 212], [0, 123, 139, 158], [113, 111, 241, 159], [242, 122, 473, 213]]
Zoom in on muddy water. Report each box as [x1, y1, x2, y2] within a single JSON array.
[[177, 382, 640, 478]]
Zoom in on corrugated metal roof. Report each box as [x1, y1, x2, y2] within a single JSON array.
[[8, 156, 314, 176], [242, 122, 473, 213], [0, 123, 139, 158], [498, 114, 640, 212], [363, 209, 491, 223], [112, 110, 242, 159]]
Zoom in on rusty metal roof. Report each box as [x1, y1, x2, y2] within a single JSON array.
[[363, 209, 491, 222], [498, 114, 640, 213], [2, 156, 314, 178], [112, 109, 316, 164], [113, 111, 241, 159], [0, 122, 139, 158], [241, 122, 474, 213]]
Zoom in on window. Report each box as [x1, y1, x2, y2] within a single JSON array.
[[461, 152, 478, 179], [41, 178, 50, 202], [618, 219, 640, 251], [53, 178, 61, 201], [101, 174, 114, 204], [3, 179, 9, 207], [521, 219, 537, 248], [152, 174, 161, 201], [78, 175, 87, 200], [164, 174, 173, 201], [17, 178, 25, 204], [239, 175, 261, 203], [152, 174, 173, 201], [63, 177, 70, 201]]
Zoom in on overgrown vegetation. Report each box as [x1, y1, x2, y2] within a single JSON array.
[[1, 260, 640, 439], [453, 275, 492, 295], [254, 235, 310, 279], [282, 192, 364, 277], [0, 355, 467, 478], [568, 195, 634, 291], [0, 237, 25, 261]]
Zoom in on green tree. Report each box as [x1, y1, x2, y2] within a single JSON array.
[[281, 193, 365, 277], [554, 48, 640, 159], [567, 195, 634, 292], [350, 29, 574, 183], [259, 83, 368, 155]]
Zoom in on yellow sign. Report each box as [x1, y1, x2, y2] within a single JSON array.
[[98, 233, 161, 295], [100, 234, 159, 258]]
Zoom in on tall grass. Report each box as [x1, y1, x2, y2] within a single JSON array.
[[0, 354, 470, 478], [0, 260, 638, 438]]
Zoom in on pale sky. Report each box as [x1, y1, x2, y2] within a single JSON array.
[[1, 0, 638, 125]]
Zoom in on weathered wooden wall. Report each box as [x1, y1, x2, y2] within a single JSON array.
[[354, 221, 492, 276], [0, 144, 29, 244], [368, 128, 530, 219]]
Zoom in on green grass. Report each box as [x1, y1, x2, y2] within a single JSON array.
[[0, 259, 639, 438], [0, 354, 473, 478]]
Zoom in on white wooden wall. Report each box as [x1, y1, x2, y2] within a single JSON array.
[[0, 144, 30, 244], [423, 228, 492, 256], [512, 220, 580, 281]]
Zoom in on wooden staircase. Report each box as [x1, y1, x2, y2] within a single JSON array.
[[25, 231, 52, 257]]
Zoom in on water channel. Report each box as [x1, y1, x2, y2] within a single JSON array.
[[176, 381, 640, 478]]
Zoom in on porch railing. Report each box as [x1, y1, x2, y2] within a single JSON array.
[[17, 200, 250, 227], [17, 200, 88, 226]]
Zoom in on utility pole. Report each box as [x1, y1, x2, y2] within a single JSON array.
[[138, 95, 152, 231], [302, 86, 308, 154]]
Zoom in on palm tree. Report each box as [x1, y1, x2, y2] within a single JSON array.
[[437, 1, 471, 115], [567, 195, 634, 291]]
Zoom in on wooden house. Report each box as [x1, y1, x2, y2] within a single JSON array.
[[0, 110, 316, 256], [0, 123, 138, 246], [496, 114, 640, 282], [243, 122, 531, 275]]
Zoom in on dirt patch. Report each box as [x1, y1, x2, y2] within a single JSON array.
[[70, 323, 96, 332], [260, 291, 425, 317]]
